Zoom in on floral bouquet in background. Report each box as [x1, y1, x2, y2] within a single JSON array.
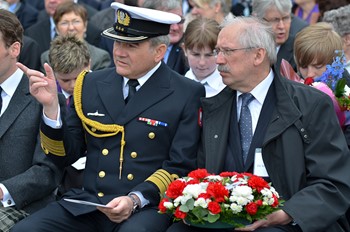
[[280, 50, 350, 127], [158, 169, 283, 229]]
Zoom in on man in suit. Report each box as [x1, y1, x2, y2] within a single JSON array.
[[167, 16, 350, 232], [13, 2, 204, 232], [0, 10, 61, 232], [143, 0, 189, 76], [252, 0, 308, 76]]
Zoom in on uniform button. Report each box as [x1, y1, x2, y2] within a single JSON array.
[[98, 192, 104, 197], [102, 149, 109, 156], [300, 128, 305, 132], [148, 132, 155, 139], [41, 144, 49, 154], [127, 174, 134, 180], [7, 199, 12, 205], [91, 127, 97, 132], [130, 152, 137, 158], [99, 171, 106, 178]]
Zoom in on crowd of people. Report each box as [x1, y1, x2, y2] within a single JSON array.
[[1, 0, 350, 231]]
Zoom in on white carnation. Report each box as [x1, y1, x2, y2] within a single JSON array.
[[194, 198, 209, 208]]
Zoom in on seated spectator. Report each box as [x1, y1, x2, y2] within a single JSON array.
[[252, 0, 308, 76], [48, 34, 91, 197], [293, 0, 320, 24], [182, 17, 225, 97], [25, 0, 101, 56], [41, 1, 111, 71], [294, 22, 350, 131], [142, 0, 189, 75], [0, 10, 61, 232]]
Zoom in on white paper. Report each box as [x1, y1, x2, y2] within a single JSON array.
[[63, 198, 112, 208], [71, 156, 86, 170], [253, 148, 269, 177]]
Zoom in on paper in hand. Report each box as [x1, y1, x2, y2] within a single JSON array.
[[63, 198, 112, 208]]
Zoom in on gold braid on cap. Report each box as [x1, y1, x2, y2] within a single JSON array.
[[74, 70, 126, 179]]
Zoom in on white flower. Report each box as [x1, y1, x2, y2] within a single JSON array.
[[164, 201, 174, 209], [261, 188, 273, 198], [194, 198, 209, 208], [182, 183, 208, 199], [345, 85, 350, 96], [205, 175, 223, 182], [230, 203, 243, 214]]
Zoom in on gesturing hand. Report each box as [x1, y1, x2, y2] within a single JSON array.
[[17, 62, 59, 119]]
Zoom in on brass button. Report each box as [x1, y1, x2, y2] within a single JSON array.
[[41, 144, 49, 154], [99, 171, 105, 178], [127, 174, 134, 180], [91, 127, 97, 132], [98, 192, 104, 197], [148, 132, 155, 139], [102, 149, 109, 156], [130, 152, 137, 158]]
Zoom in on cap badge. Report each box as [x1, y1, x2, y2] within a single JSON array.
[[117, 9, 131, 26]]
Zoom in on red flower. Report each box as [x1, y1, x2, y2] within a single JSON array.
[[188, 169, 210, 180], [247, 175, 269, 193], [158, 198, 169, 213], [304, 77, 314, 85], [174, 207, 187, 219], [256, 199, 263, 206], [219, 171, 238, 177], [246, 202, 258, 215], [271, 194, 279, 207], [206, 182, 229, 203], [166, 179, 187, 199], [198, 193, 211, 199], [208, 201, 221, 214]]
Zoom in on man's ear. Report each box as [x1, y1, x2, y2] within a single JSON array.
[[10, 41, 21, 58], [154, 44, 167, 63], [253, 48, 266, 66]]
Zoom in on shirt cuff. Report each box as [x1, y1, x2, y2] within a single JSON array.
[[130, 191, 149, 208], [0, 183, 15, 207], [42, 106, 62, 128]]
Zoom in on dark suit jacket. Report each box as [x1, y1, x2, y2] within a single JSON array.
[[166, 40, 189, 76], [40, 63, 205, 216], [19, 36, 41, 70], [198, 71, 350, 232], [0, 75, 61, 214], [15, 1, 38, 29]]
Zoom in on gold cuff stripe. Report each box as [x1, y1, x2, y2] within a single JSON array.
[[40, 131, 65, 156], [146, 169, 179, 195], [74, 70, 126, 179]]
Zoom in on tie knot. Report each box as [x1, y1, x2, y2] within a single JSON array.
[[127, 79, 139, 88], [240, 93, 254, 107]]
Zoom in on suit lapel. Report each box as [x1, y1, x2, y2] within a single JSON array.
[[0, 75, 32, 138], [96, 70, 125, 122]]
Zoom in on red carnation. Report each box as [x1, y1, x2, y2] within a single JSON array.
[[208, 201, 221, 214], [271, 194, 279, 207], [174, 207, 187, 219], [166, 180, 187, 199], [247, 175, 269, 193], [158, 198, 169, 213], [188, 169, 210, 180], [219, 171, 238, 177], [304, 77, 314, 85], [198, 193, 211, 199], [256, 199, 263, 206], [246, 202, 258, 215], [206, 182, 229, 203]]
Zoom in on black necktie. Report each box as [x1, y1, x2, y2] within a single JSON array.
[[239, 93, 254, 164], [0, 86, 3, 115], [125, 79, 139, 104]]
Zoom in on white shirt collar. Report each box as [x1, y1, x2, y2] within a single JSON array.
[[123, 62, 161, 88], [1, 68, 23, 98]]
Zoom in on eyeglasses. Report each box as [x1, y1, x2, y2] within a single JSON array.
[[263, 15, 291, 25], [58, 20, 83, 27], [213, 47, 254, 57]]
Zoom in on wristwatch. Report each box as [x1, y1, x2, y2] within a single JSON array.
[[127, 193, 140, 214]]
